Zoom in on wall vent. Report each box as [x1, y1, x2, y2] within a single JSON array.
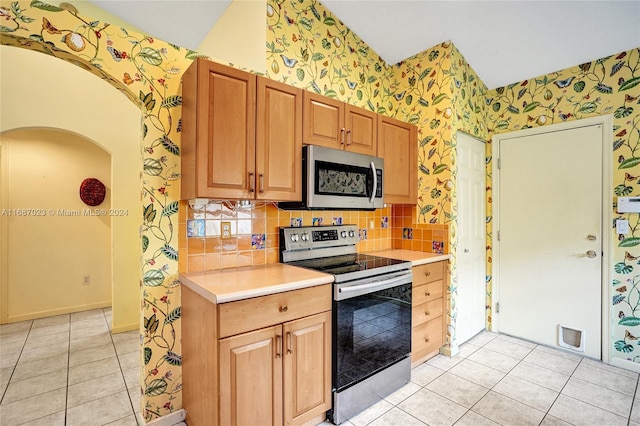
[[558, 325, 585, 352]]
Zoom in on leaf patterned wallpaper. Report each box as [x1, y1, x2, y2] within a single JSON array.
[[0, 0, 191, 420], [3, 0, 640, 421], [486, 50, 640, 363], [266, 0, 489, 347]]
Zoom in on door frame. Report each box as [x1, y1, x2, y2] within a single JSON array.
[[491, 115, 613, 365], [456, 131, 487, 344]]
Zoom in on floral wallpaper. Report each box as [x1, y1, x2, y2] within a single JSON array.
[[487, 48, 640, 363], [266, 0, 492, 347], [4, 0, 639, 422], [0, 0, 192, 420]]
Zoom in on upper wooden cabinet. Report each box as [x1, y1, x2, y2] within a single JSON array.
[[181, 59, 302, 201], [303, 91, 377, 156], [378, 115, 418, 204]]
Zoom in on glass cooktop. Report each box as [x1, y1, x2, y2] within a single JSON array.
[[288, 253, 409, 281]]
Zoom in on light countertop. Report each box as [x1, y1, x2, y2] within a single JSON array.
[[180, 250, 448, 304], [367, 249, 450, 266], [180, 263, 334, 304]]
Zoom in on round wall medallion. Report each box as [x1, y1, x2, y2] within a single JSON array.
[[79, 178, 106, 206]]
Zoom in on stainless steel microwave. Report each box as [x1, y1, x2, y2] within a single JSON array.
[[280, 145, 383, 210]]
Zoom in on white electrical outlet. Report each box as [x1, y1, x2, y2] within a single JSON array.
[[82, 275, 90, 285], [221, 221, 232, 239]]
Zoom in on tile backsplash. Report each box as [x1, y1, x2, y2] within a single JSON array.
[[179, 201, 415, 273], [179, 201, 449, 273]]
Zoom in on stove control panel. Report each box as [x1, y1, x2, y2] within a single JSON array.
[[280, 224, 359, 252]]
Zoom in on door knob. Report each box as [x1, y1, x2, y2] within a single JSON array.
[[586, 250, 597, 258], [587, 234, 597, 241]]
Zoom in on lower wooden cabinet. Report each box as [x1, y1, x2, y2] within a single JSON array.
[[182, 284, 332, 426], [411, 261, 447, 367], [219, 311, 331, 426]]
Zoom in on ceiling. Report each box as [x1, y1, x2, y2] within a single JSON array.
[[88, 0, 640, 89]]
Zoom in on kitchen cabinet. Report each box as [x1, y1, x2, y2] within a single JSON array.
[[378, 115, 418, 204], [303, 91, 377, 156], [182, 283, 332, 426], [181, 58, 302, 201], [411, 260, 447, 367]]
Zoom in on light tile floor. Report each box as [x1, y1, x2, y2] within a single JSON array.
[[0, 308, 143, 425], [328, 331, 640, 426], [4, 312, 640, 426]]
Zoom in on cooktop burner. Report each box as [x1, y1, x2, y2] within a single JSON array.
[[288, 253, 407, 275]]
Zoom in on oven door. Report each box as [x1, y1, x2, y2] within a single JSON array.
[[333, 272, 412, 392]]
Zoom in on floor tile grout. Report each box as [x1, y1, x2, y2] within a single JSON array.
[[343, 332, 640, 426], [0, 308, 141, 425]]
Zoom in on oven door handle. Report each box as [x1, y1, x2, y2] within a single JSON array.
[[336, 271, 412, 301], [369, 161, 377, 204]]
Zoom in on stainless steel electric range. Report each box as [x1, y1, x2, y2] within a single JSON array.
[[280, 224, 412, 424]]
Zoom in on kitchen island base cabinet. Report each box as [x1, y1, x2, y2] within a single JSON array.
[[411, 261, 447, 367], [182, 284, 332, 426]]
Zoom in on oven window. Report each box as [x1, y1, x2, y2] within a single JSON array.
[[334, 283, 411, 391], [315, 160, 371, 198]]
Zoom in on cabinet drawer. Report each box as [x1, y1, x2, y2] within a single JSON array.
[[412, 280, 444, 307], [412, 298, 443, 327], [412, 316, 443, 362], [413, 262, 445, 286], [218, 284, 331, 338]]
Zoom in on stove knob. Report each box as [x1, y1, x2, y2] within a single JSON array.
[[340, 231, 347, 238], [348, 230, 355, 238], [290, 234, 299, 242], [301, 233, 309, 241]]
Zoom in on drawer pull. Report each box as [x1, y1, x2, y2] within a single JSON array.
[[279, 305, 288, 313], [425, 311, 430, 316], [425, 291, 431, 296], [424, 337, 430, 343], [425, 271, 431, 276]]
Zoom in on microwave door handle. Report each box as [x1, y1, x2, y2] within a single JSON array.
[[369, 161, 377, 204]]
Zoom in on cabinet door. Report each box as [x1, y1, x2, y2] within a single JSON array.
[[256, 77, 303, 202], [345, 104, 377, 156], [186, 59, 257, 199], [219, 326, 283, 426], [378, 115, 417, 204], [302, 91, 344, 149], [283, 311, 331, 426]]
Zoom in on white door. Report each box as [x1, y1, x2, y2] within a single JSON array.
[[456, 132, 487, 344], [497, 124, 603, 359]]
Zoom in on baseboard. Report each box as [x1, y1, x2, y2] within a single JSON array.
[[610, 356, 640, 374], [111, 323, 138, 334], [3, 301, 111, 323], [145, 409, 186, 426]]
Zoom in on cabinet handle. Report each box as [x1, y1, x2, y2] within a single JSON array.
[[259, 173, 264, 194], [279, 305, 288, 313], [346, 129, 352, 146], [340, 128, 346, 145], [424, 337, 430, 343], [286, 332, 292, 354], [275, 335, 282, 358], [248, 172, 255, 193]]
